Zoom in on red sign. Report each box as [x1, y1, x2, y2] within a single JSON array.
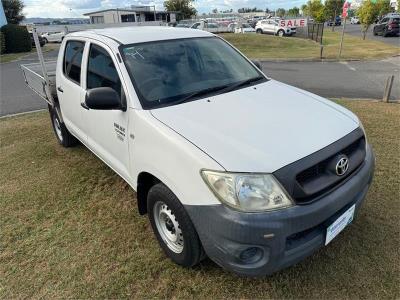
[[342, 1, 351, 18], [279, 18, 307, 28]]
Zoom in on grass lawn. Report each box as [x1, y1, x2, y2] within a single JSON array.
[[0, 101, 399, 298], [0, 44, 59, 63], [221, 31, 400, 60]]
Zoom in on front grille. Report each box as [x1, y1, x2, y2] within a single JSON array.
[[296, 137, 365, 188], [273, 128, 366, 204]]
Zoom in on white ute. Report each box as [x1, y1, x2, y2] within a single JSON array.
[[21, 27, 375, 276]]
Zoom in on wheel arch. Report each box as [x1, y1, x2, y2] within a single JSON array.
[[136, 171, 161, 215]]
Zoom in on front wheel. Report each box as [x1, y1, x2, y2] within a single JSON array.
[[147, 183, 204, 267], [49, 105, 78, 147], [256, 28, 263, 34]]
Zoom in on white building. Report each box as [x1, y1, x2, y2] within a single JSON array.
[[84, 6, 175, 24]]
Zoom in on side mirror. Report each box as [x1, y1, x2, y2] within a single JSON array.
[[85, 87, 123, 110], [252, 60, 262, 71]]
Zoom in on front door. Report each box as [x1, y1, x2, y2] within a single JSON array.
[[81, 41, 131, 180]]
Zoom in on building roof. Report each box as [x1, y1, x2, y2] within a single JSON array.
[[68, 26, 213, 45], [83, 8, 169, 16], [83, 9, 138, 16]]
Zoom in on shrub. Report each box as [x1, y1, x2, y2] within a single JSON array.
[[1, 24, 32, 53], [0, 31, 5, 55]]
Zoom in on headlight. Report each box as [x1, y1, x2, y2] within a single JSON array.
[[201, 170, 293, 212]]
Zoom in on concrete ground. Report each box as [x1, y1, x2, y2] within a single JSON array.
[[0, 47, 399, 117]]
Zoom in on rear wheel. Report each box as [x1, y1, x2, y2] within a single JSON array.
[[147, 183, 204, 267], [277, 30, 285, 37], [49, 105, 78, 147]]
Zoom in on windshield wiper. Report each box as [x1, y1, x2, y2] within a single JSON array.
[[160, 84, 231, 107], [216, 76, 266, 95], [157, 76, 266, 108]]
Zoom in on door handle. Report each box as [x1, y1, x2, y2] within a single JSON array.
[[57, 86, 64, 93], [81, 102, 89, 110]]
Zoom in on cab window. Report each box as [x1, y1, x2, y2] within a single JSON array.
[[87, 44, 122, 99], [63, 40, 85, 84]]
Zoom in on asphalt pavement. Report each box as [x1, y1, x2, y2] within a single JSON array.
[[0, 49, 59, 117], [342, 24, 399, 47], [262, 57, 400, 100], [0, 47, 399, 117]]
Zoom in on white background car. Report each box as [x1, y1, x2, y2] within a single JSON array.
[[255, 19, 296, 36], [228, 22, 256, 33], [42, 31, 66, 43], [350, 16, 360, 24], [22, 27, 374, 277]]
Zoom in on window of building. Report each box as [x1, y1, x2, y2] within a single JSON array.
[[91, 16, 104, 24], [121, 14, 135, 22]]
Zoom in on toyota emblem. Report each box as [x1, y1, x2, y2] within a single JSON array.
[[336, 156, 349, 176]]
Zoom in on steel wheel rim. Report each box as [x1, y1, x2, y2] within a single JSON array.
[[153, 201, 184, 254], [53, 115, 63, 141]]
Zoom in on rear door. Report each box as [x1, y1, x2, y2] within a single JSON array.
[[379, 18, 389, 33], [81, 41, 131, 180], [57, 39, 87, 140]]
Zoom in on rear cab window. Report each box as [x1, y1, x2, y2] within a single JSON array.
[[63, 40, 85, 84]]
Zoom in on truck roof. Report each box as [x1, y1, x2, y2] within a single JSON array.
[[68, 26, 214, 45]]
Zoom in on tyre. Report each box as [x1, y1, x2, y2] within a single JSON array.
[[373, 29, 378, 36], [277, 30, 285, 37], [256, 28, 263, 34], [147, 183, 204, 267], [49, 105, 78, 147], [43, 38, 48, 43]]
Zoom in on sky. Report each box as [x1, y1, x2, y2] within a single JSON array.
[[22, 0, 308, 18]]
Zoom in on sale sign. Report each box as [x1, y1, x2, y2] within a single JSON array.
[[279, 18, 307, 28]]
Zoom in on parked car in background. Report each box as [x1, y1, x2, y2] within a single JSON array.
[[327, 16, 342, 26], [350, 16, 360, 24], [228, 22, 256, 33], [255, 19, 296, 36], [176, 23, 190, 28], [29, 32, 46, 47], [373, 14, 400, 37], [42, 31, 66, 43]]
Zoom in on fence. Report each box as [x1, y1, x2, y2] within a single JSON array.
[[307, 23, 324, 44]]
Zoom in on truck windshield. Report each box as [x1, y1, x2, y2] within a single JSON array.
[[120, 37, 266, 109]]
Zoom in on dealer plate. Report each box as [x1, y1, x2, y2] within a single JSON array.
[[325, 204, 355, 245]]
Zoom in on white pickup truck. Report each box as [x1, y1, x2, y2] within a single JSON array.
[[21, 27, 375, 277]]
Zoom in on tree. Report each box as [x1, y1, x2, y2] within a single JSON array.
[[287, 7, 300, 17], [357, 0, 379, 39], [376, 0, 392, 17], [212, 8, 218, 14], [324, 0, 344, 31], [2, 0, 25, 24], [305, 0, 326, 23], [301, 4, 309, 16], [164, 0, 197, 20], [276, 8, 286, 17]]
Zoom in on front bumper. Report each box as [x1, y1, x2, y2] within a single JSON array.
[[186, 146, 375, 276]]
